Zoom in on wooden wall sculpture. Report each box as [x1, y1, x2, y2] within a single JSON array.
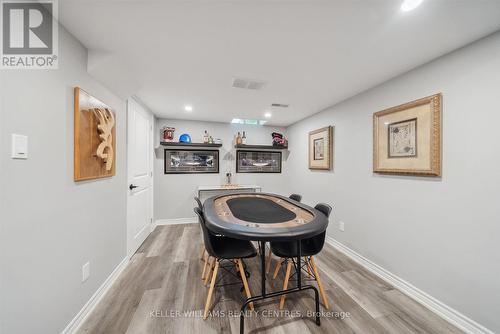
[[74, 87, 116, 181]]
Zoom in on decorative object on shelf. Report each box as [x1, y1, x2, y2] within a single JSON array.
[[74, 87, 116, 181], [272, 132, 288, 147], [214, 138, 222, 144], [308, 126, 333, 170], [236, 132, 242, 145], [203, 130, 209, 143], [242, 131, 247, 144], [226, 172, 232, 185], [373, 94, 442, 176], [179, 133, 192, 143], [161, 126, 175, 142], [164, 149, 219, 174], [236, 150, 282, 173]]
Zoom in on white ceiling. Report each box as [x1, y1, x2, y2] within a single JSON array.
[[60, 0, 500, 126]]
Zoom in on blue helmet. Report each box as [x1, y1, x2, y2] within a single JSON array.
[[179, 133, 191, 143]]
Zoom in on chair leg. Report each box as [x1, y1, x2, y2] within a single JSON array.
[[237, 259, 254, 311], [204, 257, 214, 285], [201, 254, 209, 280], [305, 257, 313, 277], [279, 260, 293, 309], [203, 260, 219, 319], [265, 248, 273, 273], [309, 256, 329, 309], [273, 258, 284, 279]]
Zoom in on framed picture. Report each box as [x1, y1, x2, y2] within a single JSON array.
[[74, 87, 116, 181], [164, 149, 219, 174], [309, 126, 333, 170], [236, 150, 282, 173], [373, 94, 442, 176]]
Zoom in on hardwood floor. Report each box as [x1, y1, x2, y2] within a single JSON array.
[[77, 224, 463, 334]]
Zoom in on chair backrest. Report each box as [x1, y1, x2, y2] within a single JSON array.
[[314, 203, 332, 218], [194, 196, 203, 210], [194, 207, 217, 257], [303, 203, 333, 256], [289, 194, 302, 202]]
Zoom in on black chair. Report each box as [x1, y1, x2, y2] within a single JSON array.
[[195, 197, 208, 262], [264, 193, 303, 273], [270, 203, 332, 309], [194, 207, 257, 319], [289, 193, 302, 202], [194, 196, 203, 210]]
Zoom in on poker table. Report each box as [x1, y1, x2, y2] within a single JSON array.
[[203, 193, 327, 333]]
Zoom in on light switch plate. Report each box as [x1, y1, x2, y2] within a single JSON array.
[[11, 134, 28, 159]]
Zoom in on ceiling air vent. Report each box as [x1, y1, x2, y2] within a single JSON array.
[[271, 103, 289, 108], [232, 78, 266, 90]]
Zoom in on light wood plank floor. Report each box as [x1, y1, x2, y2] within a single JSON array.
[[77, 224, 463, 334]]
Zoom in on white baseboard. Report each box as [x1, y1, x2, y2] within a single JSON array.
[[325, 236, 493, 334], [154, 217, 197, 228], [61, 256, 129, 334]]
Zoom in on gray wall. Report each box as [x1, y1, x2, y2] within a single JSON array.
[[285, 32, 500, 332], [0, 27, 127, 333], [155, 119, 288, 220]]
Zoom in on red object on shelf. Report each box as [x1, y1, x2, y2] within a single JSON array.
[[272, 132, 287, 146], [162, 127, 175, 142]]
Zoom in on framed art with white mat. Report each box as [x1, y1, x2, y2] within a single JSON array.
[[309, 126, 333, 170], [373, 94, 442, 176]]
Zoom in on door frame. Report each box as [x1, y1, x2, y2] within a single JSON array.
[[126, 97, 154, 258]]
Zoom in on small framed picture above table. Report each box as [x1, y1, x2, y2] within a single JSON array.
[[309, 126, 333, 170], [164, 149, 219, 174], [373, 93, 442, 176]]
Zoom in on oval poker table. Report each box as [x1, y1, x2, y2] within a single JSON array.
[[203, 192, 327, 333], [203, 192, 328, 242]]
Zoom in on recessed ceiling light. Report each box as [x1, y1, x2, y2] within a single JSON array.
[[184, 105, 193, 112], [401, 0, 423, 12], [264, 112, 272, 118]]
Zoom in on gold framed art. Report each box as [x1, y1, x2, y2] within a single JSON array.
[[74, 87, 116, 181], [373, 94, 442, 176], [309, 126, 333, 170]]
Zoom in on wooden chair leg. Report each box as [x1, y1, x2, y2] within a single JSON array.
[[305, 257, 313, 277], [309, 256, 329, 309], [201, 254, 209, 280], [265, 248, 273, 273], [273, 258, 284, 279], [204, 257, 214, 285], [237, 259, 254, 311], [203, 260, 219, 319], [279, 260, 293, 309]]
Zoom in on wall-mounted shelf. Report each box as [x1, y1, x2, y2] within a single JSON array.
[[160, 142, 222, 148], [234, 144, 288, 150]]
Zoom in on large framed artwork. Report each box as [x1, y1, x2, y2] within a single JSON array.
[[373, 94, 442, 176], [308, 126, 333, 170], [236, 150, 282, 173], [74, 87, 116, 181], [164, 149, 219, 174]]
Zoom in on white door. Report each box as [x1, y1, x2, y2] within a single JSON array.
[[127, 98, 153, 257]]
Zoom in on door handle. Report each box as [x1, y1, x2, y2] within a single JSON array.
[[129, 184, 139, 190]]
